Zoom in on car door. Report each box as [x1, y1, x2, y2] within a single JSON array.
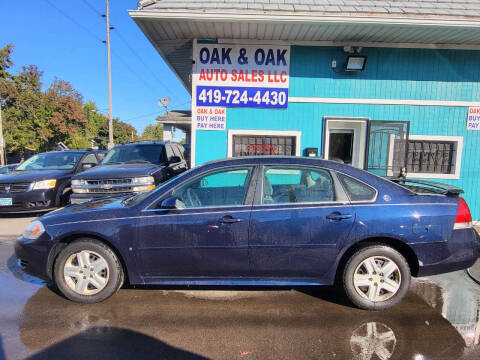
[[136, 165, 257, 281], [248, 165, 355, 281]]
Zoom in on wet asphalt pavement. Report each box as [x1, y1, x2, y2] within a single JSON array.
[[0, 219, 479, 360]]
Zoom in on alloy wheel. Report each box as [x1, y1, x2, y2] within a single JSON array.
[[63, 250, 110, 295], [353, 256, 401, 302]]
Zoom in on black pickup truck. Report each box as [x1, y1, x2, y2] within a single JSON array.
[[70, 141, 188, 204]]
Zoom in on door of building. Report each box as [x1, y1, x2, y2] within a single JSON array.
[[366, 121, 410, 177], [324, 118, 368, 169]]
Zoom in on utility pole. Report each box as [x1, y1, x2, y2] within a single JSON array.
[[0, 105, 4, 166], [106, 0, 114, 150]]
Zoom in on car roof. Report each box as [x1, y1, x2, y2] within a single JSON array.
[[199, 156, 410, 193], [36, 150, 103, 155], [114, 141, 167, 147], [202, 156, 347, 169]]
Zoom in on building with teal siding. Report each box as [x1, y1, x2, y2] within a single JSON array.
[[130, 0, 480, 220]]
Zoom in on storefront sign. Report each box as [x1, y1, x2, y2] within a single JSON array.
[[194, 44, 290, 109], [195, 107, 226, 131], [467, 107, 480, 130]]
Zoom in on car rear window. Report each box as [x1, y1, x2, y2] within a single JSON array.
[[337, 173, 377, 202]]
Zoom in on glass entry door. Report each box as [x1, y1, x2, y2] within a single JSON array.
[[366, 121, 410, 177], [328, 130, 354, 165], [324, 118, 368, 169]]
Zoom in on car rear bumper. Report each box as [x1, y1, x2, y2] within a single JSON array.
[[0, 189, 57, 213], [414, 227, 480, 277], [14, 235, 55, 281], [70, 192, 132, 204]]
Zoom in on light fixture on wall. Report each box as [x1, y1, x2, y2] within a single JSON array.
[[337, 46, 367, 72], [345, 55, 367, 72]]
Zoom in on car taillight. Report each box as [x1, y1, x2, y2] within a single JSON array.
[[454, 197, 473, 229]]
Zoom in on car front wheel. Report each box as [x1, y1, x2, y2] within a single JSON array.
[[342, 245, 411, 310], [53, 239, 124, 303]]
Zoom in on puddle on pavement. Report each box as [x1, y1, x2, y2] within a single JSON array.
[[411, 270, 480, 349]]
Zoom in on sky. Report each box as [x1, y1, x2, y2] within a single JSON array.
[[0, 0, 191, 138]]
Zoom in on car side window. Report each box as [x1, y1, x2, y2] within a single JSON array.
[[165, 145, 175, 161], [263, 166, 335, 204], [337, 173, 376, 201], [172, 145, 183, 159], [96, 152, 106, 162], [80, 154, 99, 165], [172, 167, 253, 208]]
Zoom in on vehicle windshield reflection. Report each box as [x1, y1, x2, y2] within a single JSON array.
[[15, 153, 83, 171]]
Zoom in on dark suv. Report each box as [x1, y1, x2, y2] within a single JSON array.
[[70, 141, 188, 204], [0, 150, 105, 213]]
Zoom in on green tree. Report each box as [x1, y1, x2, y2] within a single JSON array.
[[141, 123, 163, 141], [2, 65, 49, 157], [0, 44, 141, 155], [68, 134, 91, 149]]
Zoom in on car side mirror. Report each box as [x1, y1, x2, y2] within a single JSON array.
[[169, 156, 181, 164], [159, 196, 178, 209], [81, 163, 96, 171]]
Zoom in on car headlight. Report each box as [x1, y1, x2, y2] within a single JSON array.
[[132, 185, 156, 192], [22, 220, 45, 240], [32, 179, 57, 190], [132, 176, 154, 185], [71, 179, 86, 186]]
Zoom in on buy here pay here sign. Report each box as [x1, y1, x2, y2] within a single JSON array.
[[194, 44, 290, 109]]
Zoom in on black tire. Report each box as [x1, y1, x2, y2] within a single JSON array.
[[342, 245, 411, 311], [53, 239, 124, 303], [54, 183, 71, 207]]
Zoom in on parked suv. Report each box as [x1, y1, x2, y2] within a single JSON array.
[[70, 141, 188, 204], [0, 150, 105, 213]]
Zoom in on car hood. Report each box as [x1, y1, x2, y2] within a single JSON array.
[[0, 169, 71, 183], [39, 195, 132, 226], [72, 164, 162, 180]]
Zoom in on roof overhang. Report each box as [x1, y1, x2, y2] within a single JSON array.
[[156, 110, 191, 132], [129, 9, 480, 92]]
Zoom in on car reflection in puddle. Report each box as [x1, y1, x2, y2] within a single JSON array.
[[350, 322, 396, 360]]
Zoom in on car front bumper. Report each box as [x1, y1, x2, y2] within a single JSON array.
[[0, 189, 57, 213], [14, 235, 56, 281]]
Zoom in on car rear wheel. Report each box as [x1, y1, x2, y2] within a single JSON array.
[[54, 239, 124, 303], [342, 245, 411, 310]]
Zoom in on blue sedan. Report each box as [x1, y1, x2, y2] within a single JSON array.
[[15, 157, 479, 310]]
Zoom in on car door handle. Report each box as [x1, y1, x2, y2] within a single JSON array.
[[326, 212, 353, 221], [218, 215, 243, 224]]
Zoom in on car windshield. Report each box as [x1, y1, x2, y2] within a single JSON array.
[[102, 145, 165, 165], [15, 153, 83, 171]]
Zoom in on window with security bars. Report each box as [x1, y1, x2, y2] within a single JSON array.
[[407, 140, 457, 174], [232, 135, 296, 157]]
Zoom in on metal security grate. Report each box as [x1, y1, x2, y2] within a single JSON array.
[[232, 135, 296, 157], [407, 140, 456, 174]]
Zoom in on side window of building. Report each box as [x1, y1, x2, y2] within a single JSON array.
[[337, 173, 376, 202], [172, 167, 253, 208], [263, 166, 335, 204], [407, 137, 461, 176], [232, 135, 296, 156]]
